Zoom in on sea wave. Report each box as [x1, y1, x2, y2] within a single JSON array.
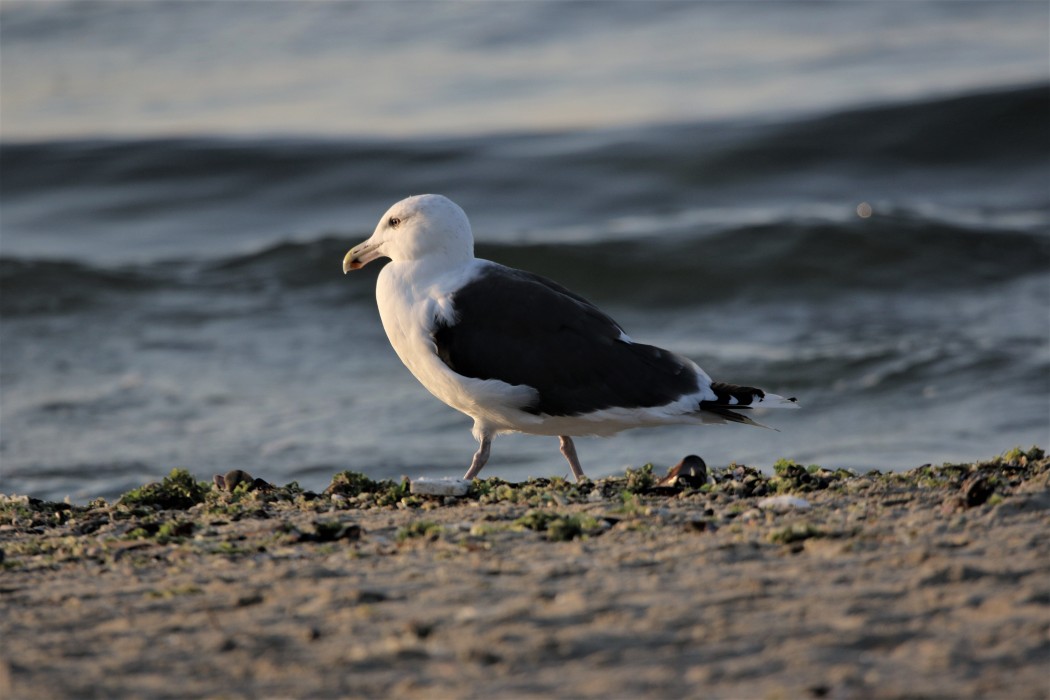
[[2, 82, 1046, 315], [3, 82, 1046, 181], [485, 215, 1050, 306], [3, 212, 1046, 317], [0, 257, 160, 315], [1, 83, 1045, 231]]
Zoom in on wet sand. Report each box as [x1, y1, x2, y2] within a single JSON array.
[[1, 450, 1048, 699]]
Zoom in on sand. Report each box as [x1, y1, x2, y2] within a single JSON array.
[[1, 450, 1048, 700]]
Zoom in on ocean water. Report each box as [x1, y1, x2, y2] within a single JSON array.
[[1, 1, 1048, 502]]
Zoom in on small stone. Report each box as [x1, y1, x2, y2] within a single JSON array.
[[686, 519, 709, 533], [463, 648, 501, 665], [294, 520, 361, 543], [757, 495, 811, 512], [352, 589, 388, 604], [253, 478, 275, 492], [404, 620, 434, 639], [237, 593, 264, 607]]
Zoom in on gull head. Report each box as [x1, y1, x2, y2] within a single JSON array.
[[343, 194, 475, 273]]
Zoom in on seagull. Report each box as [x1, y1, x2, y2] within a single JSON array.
[[343, 194, 798, 482]]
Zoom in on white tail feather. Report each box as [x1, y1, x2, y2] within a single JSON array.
[[756, 392, 800, 409]]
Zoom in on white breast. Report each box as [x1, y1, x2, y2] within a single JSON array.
[[375, 260, 538, 434]]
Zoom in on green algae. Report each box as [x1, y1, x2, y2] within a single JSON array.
[[470, 476, 592, 506], [119, 468, 210, 510], [769, 522, 826, 545], [326, 471, 413, 508], [325, 471, 380, 498], [1, 448, 1046, 573], [1, 494, 76, 528], [996, 445, 1043, 466], [512, 509, 605, 541], [624, 464, 656, 493], [613, 491, 649, 517], [124, 519, 196, 544], [396, 520, 444, 542]]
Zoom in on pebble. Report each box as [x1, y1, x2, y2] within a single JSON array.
[[757, 495, 812, 512]]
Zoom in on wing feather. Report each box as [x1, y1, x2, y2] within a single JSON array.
[[432, 263, 700, 417]]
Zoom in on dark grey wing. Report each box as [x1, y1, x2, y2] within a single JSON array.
[[432, 263, 700, 416]]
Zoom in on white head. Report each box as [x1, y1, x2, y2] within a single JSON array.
[[343, 194, 474, 273]]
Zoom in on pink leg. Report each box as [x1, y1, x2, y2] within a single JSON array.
[[462, 436, 492, 480], [559, 436, 587, 483]]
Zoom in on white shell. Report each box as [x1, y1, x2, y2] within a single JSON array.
[[410, 477, 472, 497]]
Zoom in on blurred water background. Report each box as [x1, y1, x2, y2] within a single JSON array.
[[1, 1, 1048, 502]]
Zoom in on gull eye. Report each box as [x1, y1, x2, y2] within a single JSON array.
[[388, 217, 401, 228]]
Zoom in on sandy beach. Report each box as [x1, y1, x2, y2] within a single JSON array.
[[1, 448, 1047, 700]]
